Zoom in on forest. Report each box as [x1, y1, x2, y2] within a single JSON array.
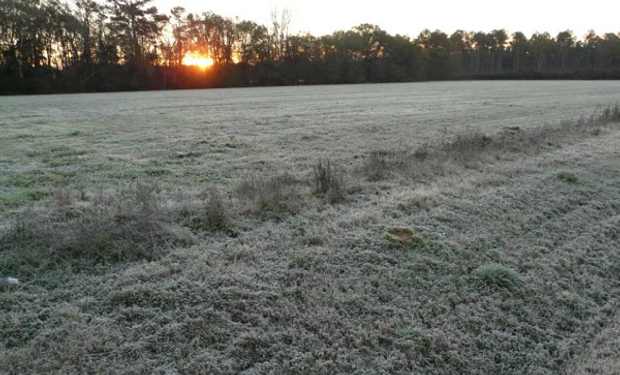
[[1, 0, 620, 95]]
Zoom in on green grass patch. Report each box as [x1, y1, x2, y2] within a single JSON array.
[[557, 171, 579, 183], [24, 146, 90, 166], [393, 327, 433, 354], [473, 264, 523, 291], [289, 254, 315, 270], [143, 168, 171, 177], [2, 171, 57, 188], [0, 190, 46, 207]]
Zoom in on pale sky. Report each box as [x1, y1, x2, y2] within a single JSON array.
[[151, 0, 620, 40]]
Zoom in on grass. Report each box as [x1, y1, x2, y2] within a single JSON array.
[[383, 227, 425, 249], [397, 192, 439, 214], [1, 85, 620, 374], [473, 264, 523, 291], [0, 189, 46, 207], [1, 183, 195, 273], [557, 171, 579, 183], [312, 159, 347, 204], [236, 174, 300, 218], [186, 188, 234, 235], [362, 104, 620, 182]]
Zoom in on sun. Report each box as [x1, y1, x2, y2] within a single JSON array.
[[182, 53, 214, 69]]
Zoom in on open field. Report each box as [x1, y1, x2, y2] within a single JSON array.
[[1, 81, 620, 374]]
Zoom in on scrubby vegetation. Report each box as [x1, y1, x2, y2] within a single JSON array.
[[362, 104, 620, 181], [1, 182, 195, 273]]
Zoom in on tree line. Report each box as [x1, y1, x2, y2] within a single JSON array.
[[2, 0, 620, 95]]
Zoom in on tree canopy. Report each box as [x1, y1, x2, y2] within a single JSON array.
[[1, 0, 620, 94]]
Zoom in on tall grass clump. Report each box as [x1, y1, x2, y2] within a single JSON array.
[[236, 174, 300, 218], [363, 150, 407, 181], [312, 159, 347, 204], [600, 103, 620, 122], [473, 264, 523, 291], [187, 188, 233, 234]]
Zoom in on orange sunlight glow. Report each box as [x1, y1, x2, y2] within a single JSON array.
[[182, 53, 215, 69]]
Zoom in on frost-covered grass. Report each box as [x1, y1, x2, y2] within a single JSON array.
[[1, 81, 620, 374]]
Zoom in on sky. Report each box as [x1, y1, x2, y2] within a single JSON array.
[[151, 0, 620, 40]]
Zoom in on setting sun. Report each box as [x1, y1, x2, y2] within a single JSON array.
[[182, 53, 214, 69]]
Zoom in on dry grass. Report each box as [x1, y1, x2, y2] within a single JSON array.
[[186, 187, 233, 234], [363, 104, 620, 181], [397, 193, 439, 214], [1, 85, 620, 374], [1, 183, 195, 273], [312, 159, 347, 204], [236, 174, 300, 218]]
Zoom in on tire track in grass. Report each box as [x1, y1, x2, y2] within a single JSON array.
[[351, 127, 620, 373], [429, 130, 620, 373]]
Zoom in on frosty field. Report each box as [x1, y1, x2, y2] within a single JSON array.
[[1, 81, 620, 374]]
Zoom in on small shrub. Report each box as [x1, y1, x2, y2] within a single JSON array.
[[312, 159, 346, 204], [557, 171, 578, 183], [473, 264, 522, 291], [49, 186, 76, 207]]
